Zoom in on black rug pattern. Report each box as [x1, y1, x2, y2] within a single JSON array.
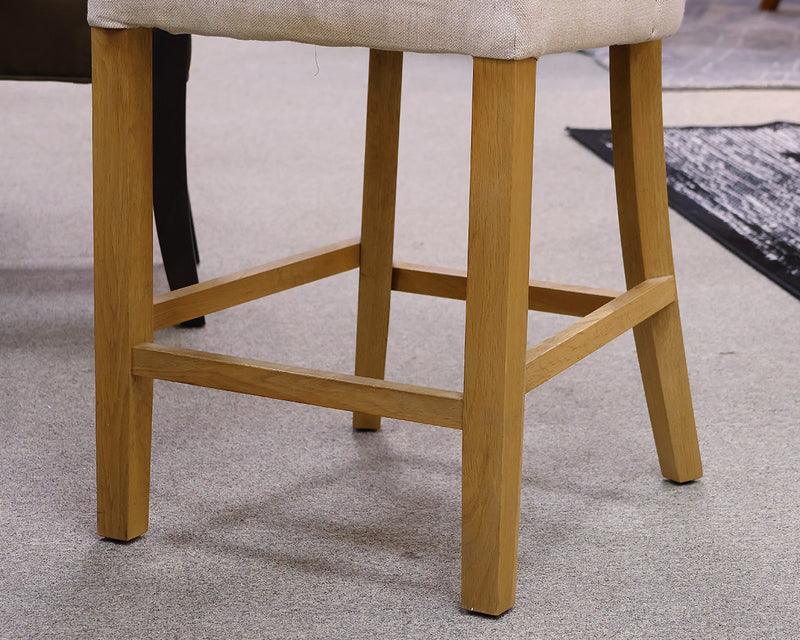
[[568, 122, 800, 299]]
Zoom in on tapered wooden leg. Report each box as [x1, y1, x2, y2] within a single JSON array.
[[609, 41, 702, 484], [461, 56, 536, 616], [353, 49, 403, 431], [92, 27, 155, 540], [760, 0, 780, 11]]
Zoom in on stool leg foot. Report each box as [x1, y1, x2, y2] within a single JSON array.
[[461, 57, 536, 616], [631, 305, 701, 483], [609, 41, 702, 483], [92, 27, 155, 540], [353, 50, 403, 431]]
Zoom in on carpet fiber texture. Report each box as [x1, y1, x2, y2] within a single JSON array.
[[568, 121, 800, 300], [584, 0, 800, 89], [3, 39, 800, 639]]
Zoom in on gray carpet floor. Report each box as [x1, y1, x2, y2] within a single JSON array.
[[1, 38, 799, 639], [585, 0, 800, 89]]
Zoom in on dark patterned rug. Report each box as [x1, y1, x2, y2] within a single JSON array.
[[583, 0, 800, 89], [568, 122, 800, 299]]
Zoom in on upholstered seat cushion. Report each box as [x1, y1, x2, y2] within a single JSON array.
[[88, 0, 684, 59]]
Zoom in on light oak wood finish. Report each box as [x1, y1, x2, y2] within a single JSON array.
[[609, 41, 703, 484], [353, 50, 403, 430], [392, 262, 620, 317], [461, 56, 536, 616], [92, 27, 154, 541], [132, 343, 463, 429], [153, 238, 360, 330], [526, 276, 676, 391], [92, 26, 702, 614]]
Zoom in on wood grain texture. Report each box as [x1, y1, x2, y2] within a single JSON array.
[[353, 50, 403, 430], [525, 276, 676, 391], [392, 262, 620, 317], [92, 27, 154, 541], [153, 239, 360, 330], [461, 56, 536, 616], [610, 41, 703, 483], [132, 343, 463, 429]]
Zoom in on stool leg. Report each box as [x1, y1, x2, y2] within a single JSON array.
[[353, 50, 403, 431], [609, 41, 702, 483], [461, 57, 536, 616], [92, 27, 155, 540]]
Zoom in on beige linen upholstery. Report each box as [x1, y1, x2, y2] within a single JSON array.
[[87, 0, 685, 59]]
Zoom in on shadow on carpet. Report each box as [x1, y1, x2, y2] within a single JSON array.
[[568, 122, 800, 300], [583, 0, 800, 89]]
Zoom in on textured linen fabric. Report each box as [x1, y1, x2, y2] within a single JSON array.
[[87, 0, 685, 59]]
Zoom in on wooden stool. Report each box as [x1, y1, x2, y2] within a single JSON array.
[[90, 1, 702, 616]]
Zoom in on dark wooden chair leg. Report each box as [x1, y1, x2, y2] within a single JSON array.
[[152, 29, 204, 327]]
